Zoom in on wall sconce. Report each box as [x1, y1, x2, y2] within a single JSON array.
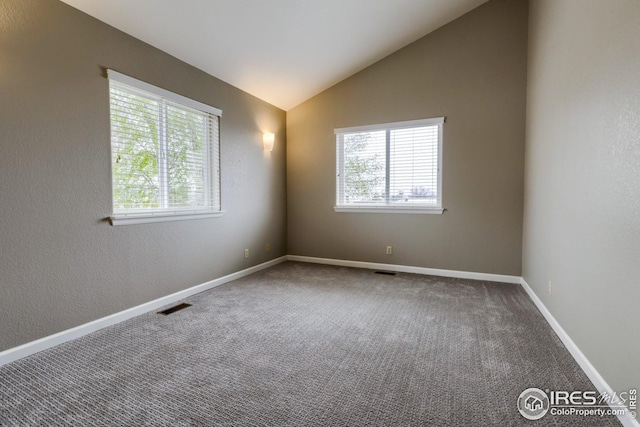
[[263, 132, 275, 151]]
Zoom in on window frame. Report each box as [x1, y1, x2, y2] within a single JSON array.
[[335, 117, 445, 214], [107, 70, 223, 226]]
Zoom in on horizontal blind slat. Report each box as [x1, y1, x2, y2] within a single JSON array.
[[336, 121, 442, 208], [109, 79, 220, 213]]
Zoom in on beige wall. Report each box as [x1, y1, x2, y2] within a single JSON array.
[[1, 0, 636, 401], [0, 0, 287, 351], [524, 0, 640, 393], [287, 0, 528, 275]]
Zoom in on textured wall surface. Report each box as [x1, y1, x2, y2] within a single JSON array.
[[286, 0, 528, 276], [0, 0, 286, 351], [524, 0, 640, 393]]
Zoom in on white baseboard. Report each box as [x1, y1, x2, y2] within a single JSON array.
[[0, 256, 288, 367], [287, 255, 521, 284], [520, 277, 638, 427], [291, 256, 636, 425], [1, 255, 635, 427]]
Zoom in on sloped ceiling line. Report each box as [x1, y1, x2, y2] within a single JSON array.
[[60, 0, 488, 110]]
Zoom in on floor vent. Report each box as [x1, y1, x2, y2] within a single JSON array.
[[158, 303, 192, 315], [375, 271, 397, 276]]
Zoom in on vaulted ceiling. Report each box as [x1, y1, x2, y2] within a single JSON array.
[[60, 0, 488, 110]]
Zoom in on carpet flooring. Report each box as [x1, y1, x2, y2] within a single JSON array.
[[0, 262, 621, 426]]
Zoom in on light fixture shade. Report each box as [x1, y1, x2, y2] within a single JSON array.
[[263, 132, 275, 151]]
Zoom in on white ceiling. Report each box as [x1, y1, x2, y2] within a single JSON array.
[[60, 0, 488, 110]]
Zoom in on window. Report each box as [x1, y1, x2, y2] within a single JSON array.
[[335, 117, 444, 214], [108, 70, 222, 225]]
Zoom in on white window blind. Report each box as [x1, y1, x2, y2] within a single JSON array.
[[108, 70, 222, 224], [335, 117, 444, 213]]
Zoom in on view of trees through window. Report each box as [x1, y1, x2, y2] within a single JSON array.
[[340, 124, 439, 206], [343, 131, 385, 203], [110, 85, 214, 212]]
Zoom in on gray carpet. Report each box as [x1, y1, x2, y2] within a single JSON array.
[[0, 262, 621, 426]]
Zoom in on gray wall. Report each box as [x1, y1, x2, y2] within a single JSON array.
[[0, 0, 286, 351], [287, 0, 528, 276], [524, 0, 640, 394]]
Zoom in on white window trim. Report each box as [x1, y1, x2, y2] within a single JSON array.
[[110, 211, 224, 226], [107, 70, 222, 117], [334, 117, 443, 134], [334, 206, 444, 214], [335, 117, 445, 214], [107, 70, 223, 225]]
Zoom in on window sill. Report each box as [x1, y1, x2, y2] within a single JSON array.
[[334, 206, 444, 214], [109, 211, 223, 226]]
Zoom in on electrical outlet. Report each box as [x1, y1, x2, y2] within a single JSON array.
[[244, 249, 249, 259], [548, 280, 553, 296], [386, 246, 393, 255], [265, 243, 270, 252]]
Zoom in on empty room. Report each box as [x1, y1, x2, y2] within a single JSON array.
[[0, 0, 638, 425]]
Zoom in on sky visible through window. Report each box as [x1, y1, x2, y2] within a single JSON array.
[[342, 126, 438, 205]]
